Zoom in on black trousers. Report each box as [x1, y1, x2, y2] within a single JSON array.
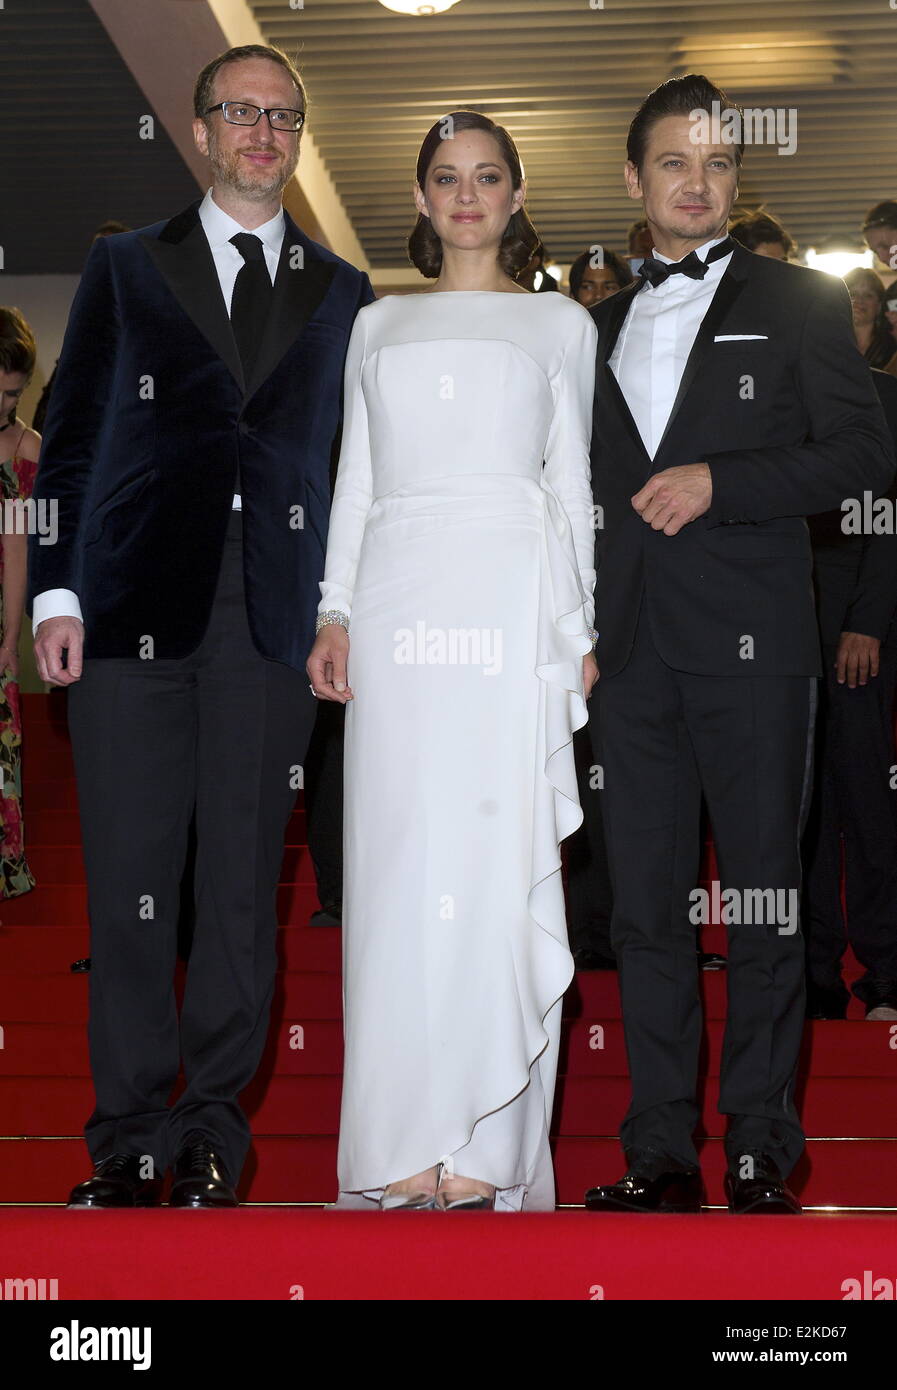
[[592, 600, 816, 1177], [803, 641, 897, 1003], [565, 724, 613, 956], [67, 512, 317, 1185], [304, 698, 345, 912]]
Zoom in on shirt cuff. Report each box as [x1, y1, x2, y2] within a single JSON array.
[[32, 589, 84, 634]]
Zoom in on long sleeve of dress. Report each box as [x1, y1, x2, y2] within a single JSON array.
[[542, 306, 599, 633], [318, 306, 373, 621]]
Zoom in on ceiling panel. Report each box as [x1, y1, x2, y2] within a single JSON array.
[[1, 0, 199, 275], [249, 0, 897, 268]]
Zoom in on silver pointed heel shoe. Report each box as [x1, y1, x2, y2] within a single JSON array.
[[435, 1191, 495, 1211], [435, 1166, 496, 1211], [378, 1163, 442, 1211], [379, 1189, 438, 1211]]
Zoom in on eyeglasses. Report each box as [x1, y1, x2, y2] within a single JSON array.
[[205, 102, 305, 133]]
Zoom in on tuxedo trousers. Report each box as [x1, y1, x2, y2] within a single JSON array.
[[592, 599, 816, 1177], [67, 511, 317, 1185], [803, 640, 897, 1003]]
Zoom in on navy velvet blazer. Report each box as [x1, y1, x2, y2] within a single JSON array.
[[27, 200, 375, 672]]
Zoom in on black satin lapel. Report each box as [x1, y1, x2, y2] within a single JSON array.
[[604, 363, 651, 463], [653, 268, 747, 459], [245, 229, 337, 399], [140, 215, 244, 391], [603, 281, 640, 362]]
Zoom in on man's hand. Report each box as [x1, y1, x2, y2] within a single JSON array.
[[34, 616, 85, 687], [306, 624, 353, 704], [632, 462, 713, 535], [583, 651, 599, 699], [835, 632, 880, 688]]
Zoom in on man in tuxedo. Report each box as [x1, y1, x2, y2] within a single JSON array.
[[803, 369, 897, 1022], [583, 75, 894, 1215], [28, 43, 374, 1208]]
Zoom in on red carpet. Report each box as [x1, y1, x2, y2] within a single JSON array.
[[1, 1208, 894, 1301], [1, 691, 895, 1299]]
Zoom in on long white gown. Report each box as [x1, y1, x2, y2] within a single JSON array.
[[317, 289, 598, 1211]]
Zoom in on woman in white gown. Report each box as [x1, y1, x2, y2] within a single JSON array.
[[307, 111, 598, 1212]]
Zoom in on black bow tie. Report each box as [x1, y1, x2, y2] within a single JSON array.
[[637, 237, 734, 290]]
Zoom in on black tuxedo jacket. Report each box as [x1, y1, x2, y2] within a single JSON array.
[[589, 245, 895, 678], [808, 369, 897, 649], [28, 201, 375, 672]]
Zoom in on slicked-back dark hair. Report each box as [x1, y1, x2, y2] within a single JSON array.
[[408, 110, 541, 280], [627, 74, 744, 172], [194, 44, 306, 123]]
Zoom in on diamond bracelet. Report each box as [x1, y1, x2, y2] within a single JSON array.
[[316, 609, 349, 635]]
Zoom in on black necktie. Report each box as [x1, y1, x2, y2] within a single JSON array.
[[229, 232, 273, 378], [637, 236, 735, 290]]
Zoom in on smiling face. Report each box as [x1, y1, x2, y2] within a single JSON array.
[[413, 127, 525, 259], [193, 56, 301, 202], [625, 113, 739, 257], [846, 273, 882, 332]]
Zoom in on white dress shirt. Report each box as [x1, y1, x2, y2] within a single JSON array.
[[609, 235, 733, 459], [32, 189, 285, 633]]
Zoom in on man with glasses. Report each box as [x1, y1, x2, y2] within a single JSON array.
[[29, 44, 374, 1208]]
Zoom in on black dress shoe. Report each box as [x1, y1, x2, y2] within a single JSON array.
[[724, 1152, 801, 1214], [169, 1130, 238, 1208], [309, 905, 342, 927], [698, 950, 727, 971], [865, 987, 897, 1021], [572, 946, 617, 970], [806, 982, 848, 1020], [67, 1153, 163, 1208], [585, 1160, 705, 1213]]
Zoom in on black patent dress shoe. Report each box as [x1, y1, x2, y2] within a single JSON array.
[[724, 1152, 801, 1214], [169, 1130, 238, 1208], [806, 982, 848, 1020], [67, 1153, 163, 1208], [572, 946, 617, 970], [585, 1161, 705, 1213]]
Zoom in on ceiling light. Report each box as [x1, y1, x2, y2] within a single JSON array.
[[805, 248, 874, 277], [378, 0, 462, 14], [672, 31, 844, 88]]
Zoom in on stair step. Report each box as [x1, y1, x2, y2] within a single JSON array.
[[0, 1014, 889, 1077], [0, 1135, 893, 1208]]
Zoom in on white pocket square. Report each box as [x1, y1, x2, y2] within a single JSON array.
[[714, 334, 769, 341]]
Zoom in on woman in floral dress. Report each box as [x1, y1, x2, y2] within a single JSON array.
[[0, 306, 39, 897]]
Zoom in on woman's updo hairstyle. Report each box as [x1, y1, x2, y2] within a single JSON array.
[[408, 110, 541, 280]]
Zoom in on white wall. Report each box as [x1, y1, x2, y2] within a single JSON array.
[[1, 275, 81, 426]]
